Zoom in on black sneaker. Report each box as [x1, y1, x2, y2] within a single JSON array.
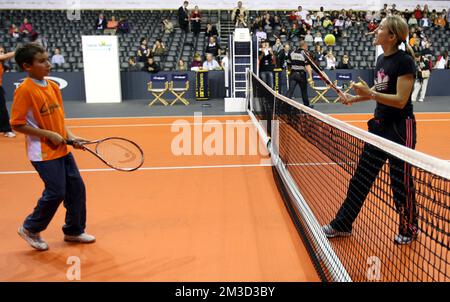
[[322, 224, 352, 238]]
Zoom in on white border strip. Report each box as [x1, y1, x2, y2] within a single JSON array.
[[0, 163, 272, 175], [250, 71, 450, 180], [273, 154, 352, 282]]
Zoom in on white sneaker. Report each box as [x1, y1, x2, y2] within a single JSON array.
[[64, 233, 96, 243], [4, 132, 16, 138], [17, 225, 49, 251], [418, 99, 424, 102]]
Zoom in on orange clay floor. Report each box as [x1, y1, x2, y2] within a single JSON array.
[[0, 113, 448, 281]]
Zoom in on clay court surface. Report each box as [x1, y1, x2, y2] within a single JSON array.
[[0, 112, 449, 281]]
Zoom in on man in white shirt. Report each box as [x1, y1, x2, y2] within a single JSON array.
[[203, 53, 220, 70], [295, 6, 309, 21], [255, 27, 267, 42]]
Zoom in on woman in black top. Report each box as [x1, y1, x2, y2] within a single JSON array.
[[137, 38, 151, 63], [323, 15, 419, 245]]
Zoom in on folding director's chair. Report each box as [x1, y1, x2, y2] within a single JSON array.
[[147, 74, 169, 106], [309, 74, 332, 104], [333, 72, 353, 103], [169, 74, 190, 106]]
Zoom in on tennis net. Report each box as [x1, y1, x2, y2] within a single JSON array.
[[247, 71, 450, 282]]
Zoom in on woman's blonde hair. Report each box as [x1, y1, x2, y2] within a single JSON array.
[[382, 15, 415, 57]]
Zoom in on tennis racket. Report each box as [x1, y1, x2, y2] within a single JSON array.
[[302, 50, 348, 102], [67, 137, 144, 172]]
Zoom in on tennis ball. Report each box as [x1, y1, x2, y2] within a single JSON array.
[[324, 34, 336, 46]]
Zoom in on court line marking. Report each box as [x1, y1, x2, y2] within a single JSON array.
[[330, 112, 450, 116], [0, 163, 273, 175], [341, 119, 450, 123], [3, 160, 449, 175], [64, 112, 450, 121], [66, 119, 450, 129], [66, 114, 248, 121]]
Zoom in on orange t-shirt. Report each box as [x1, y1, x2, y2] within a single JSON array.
[[10, 78, 69, 161]]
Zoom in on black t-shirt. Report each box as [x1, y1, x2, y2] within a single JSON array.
[[259, 51, 274, 72], [374, 50, 416, 120]]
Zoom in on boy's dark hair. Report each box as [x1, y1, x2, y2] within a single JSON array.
[[15, 42, 45, 71]]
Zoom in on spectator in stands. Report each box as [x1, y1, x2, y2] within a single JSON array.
[[137, 38, 151, 63], [317, 7, 325, 22], [202, 53, 221, 70], [323, 16, 333, 29], [262, 13, 273, 31], [162, 19, 174, 35], [365, 10, 374, 22], [177, 59, 187, 71], [367, 20, 377, 32], [104, 16, 118, 35], [273, 15, 282, 31], [278, 26, 288, 39], [287, 10, 297, 25], [303, 15, 313, 28], [205, 23, 219, 39], [295, 6, 309, 22], [325, 49, 336, 70], [272, 38, 283, 54], [255, 26, 267, 42], [313, 44, 325, 66], [251, 16, 262, 33], [408, 15, 418, 26], [142, 57, 161, 73], [420, 13, 431, 28], [314, 32, 323, 44], [414, 5, 423, 21], [9, 24, 20, 40], [409, 33, 418, 47], [190, 53, 203, 71], [20, 18, 33, 37], [423, 4, 430, 16], [421, 41, 432, 57], [435, 51, 449, 69], [344, 17, 353, 28], [429, 9, 438, 24], [337, 54, 352, 69], [152, 39, 166, 57], [304, 30, 314, 44], [232, 1, 247, 24], [435, 13, 446, 29], [51, 48, 65, 67], [258, 40, 275, 88], [332, 27, 342, 39], [277, 43, 291, 69], [191, 5, 201, 36], [94, 13, 107, 31], [412, 39, 422, 54], [334, 16, 345, 28], [412, 53, 431, 102], [178, 1, 190, 33], [235, 14, 248, 28], [128, 57, 140, 71], [117, 17, 130, 34], [447, 8, 450, 29], [205, 36, 221, 58]]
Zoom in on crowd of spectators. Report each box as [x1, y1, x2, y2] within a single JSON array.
[[1, 2, 449, 75]]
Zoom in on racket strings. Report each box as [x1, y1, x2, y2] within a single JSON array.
[[95, 139, 144, 170]]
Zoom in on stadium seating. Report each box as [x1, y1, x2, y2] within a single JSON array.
[[0, 9, 448, 72]]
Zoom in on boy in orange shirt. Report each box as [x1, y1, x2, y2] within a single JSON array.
[[11, 43, 95, 251]]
